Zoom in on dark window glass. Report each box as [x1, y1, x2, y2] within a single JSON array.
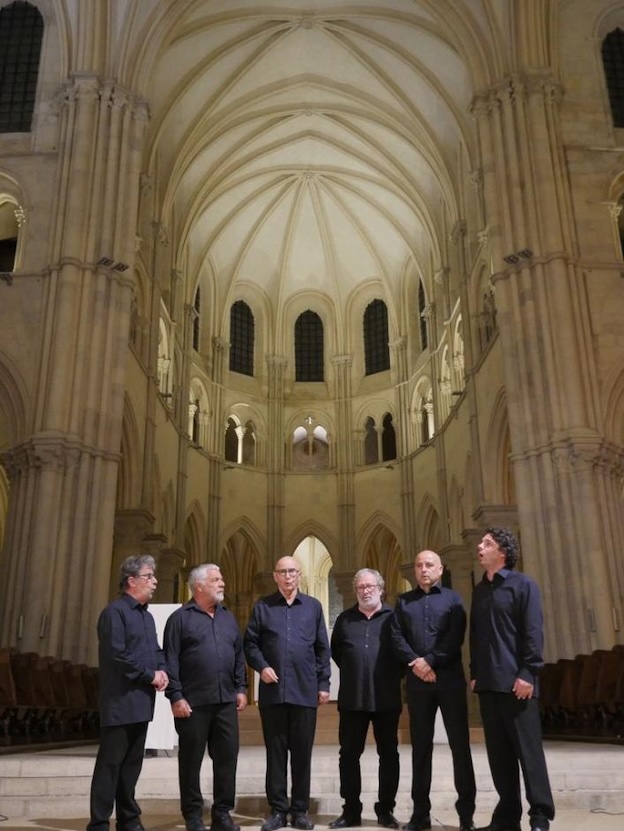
[[0, 236, 17, 271], [191, 400, 200, 444], [364, 417, 378, 465], [0, 2, 44, 133], [295, 310, 324, 381], [363, 299, 390, 375], [192, 288, 201, 351], [381, 412, 397, 461], [603, 28, 624, 128], [418, 281, 428, 349], [229, 300, 254, 376], [224, 418, 238, 463], [242, 420, 256, 466]]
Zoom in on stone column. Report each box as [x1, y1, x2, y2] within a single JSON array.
[[0, 77, 149, 664], [332, 570, 357, 611], [207, 337, 228, 560], [391, 337, 414, 561], [472, 70, 624, 658], [265, 356, 287, 567], [331, 356, 356, 570]]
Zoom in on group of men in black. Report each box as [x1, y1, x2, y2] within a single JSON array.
[[86, 527, 555, 831]]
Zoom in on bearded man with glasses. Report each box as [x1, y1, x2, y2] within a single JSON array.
[[244, 555, 331, 831], [329, 568, 403, 831]]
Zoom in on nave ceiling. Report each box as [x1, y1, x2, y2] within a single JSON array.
[[61, 0, 521, 336]]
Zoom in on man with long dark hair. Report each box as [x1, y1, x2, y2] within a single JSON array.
[[470, 527, 555, 831]]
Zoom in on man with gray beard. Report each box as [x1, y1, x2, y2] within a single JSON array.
[[164, 564, 247, 831], [329, 569, 403, 830]]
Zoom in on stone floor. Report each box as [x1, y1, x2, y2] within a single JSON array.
[[0, 741, 623, 831]]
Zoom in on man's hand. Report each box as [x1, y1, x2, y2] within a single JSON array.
[[260, 666, 279, 684], [409, 657, 436, 682], [318, 690, 330, 705], [171, 698, 192, 718], [512, 678, 534, 700], [152, 670, 169, 691], [236, 693, 248, 711]]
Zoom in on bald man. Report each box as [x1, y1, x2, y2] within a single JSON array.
[[391, 551, 476, 831]]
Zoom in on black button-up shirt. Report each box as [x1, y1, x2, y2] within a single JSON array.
[[164, 600, 246, 706], [331, 603, 402, 712], [470, 568, 544, 695], [97, 593, 166, 727], [244, 590, 331, 708], [390, 583, 467, 690]]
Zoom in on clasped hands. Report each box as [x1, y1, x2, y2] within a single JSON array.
[[151, 669, 169, 691], [408, 656, 436, 683]]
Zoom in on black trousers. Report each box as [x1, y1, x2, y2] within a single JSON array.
[[174, 702, 239, 821], [87, 721, 148, 831], [337, 709, 400, 817], [478, 692, 555, 829], [259, 703, 317, 815], [407, 686, 476, 823]]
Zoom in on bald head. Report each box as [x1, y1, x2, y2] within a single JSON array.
[[414, 549, 443, 593], [273, 556, 301, 600]]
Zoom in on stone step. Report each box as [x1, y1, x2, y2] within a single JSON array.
[[1, 741, 623, 820]]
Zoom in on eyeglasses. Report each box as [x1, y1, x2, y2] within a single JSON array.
[[134, 572, 156, 581], [356, 584, 380, 593], [275, 568, 299, 576]]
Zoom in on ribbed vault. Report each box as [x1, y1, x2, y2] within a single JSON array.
[[115, 1, 511, 332]]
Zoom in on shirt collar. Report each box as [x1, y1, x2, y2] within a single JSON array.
[[415, 582, 442, 597], [123, 592, 149, 611], [482, 567, 512, 583]]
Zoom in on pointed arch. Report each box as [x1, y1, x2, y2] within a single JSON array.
[[416, 492, 442, 552], [357, 514, 403, 604], [184, 501, 207, 566], [483, 388, 515, 505], [602, 357, 624, 444], [220, 515, 266, 571], [284, 520, 338, 565], [0, 348, 29, 447]]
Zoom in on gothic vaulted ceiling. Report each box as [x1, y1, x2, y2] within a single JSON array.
[[115, 1, 509, 329]]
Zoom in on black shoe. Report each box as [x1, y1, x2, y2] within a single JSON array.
[[459, 823, 476, 831], [260, 811, 286, 831], [291, 815, 314, 830], [403, 820, 431, 831], [186, 821, 209, 831], [262, 814, 287, 831], [476, 826, 521, 831], [211, 813, 240, 831], [329, 817, 361, 829], [377, 812, 399, 829]]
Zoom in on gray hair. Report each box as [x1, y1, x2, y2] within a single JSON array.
[[188, 563, 221, 591], [119, 554, 156, 590], [352, 568, 385, 592]]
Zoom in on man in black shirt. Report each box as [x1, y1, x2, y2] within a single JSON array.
[[244, 556, 331, 831], [87, 554, 168, 831], [329, 568, 402, 830], [470, 527, 554, 831], [164, 564, 247, 831], [391, 550, 476, 831]]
